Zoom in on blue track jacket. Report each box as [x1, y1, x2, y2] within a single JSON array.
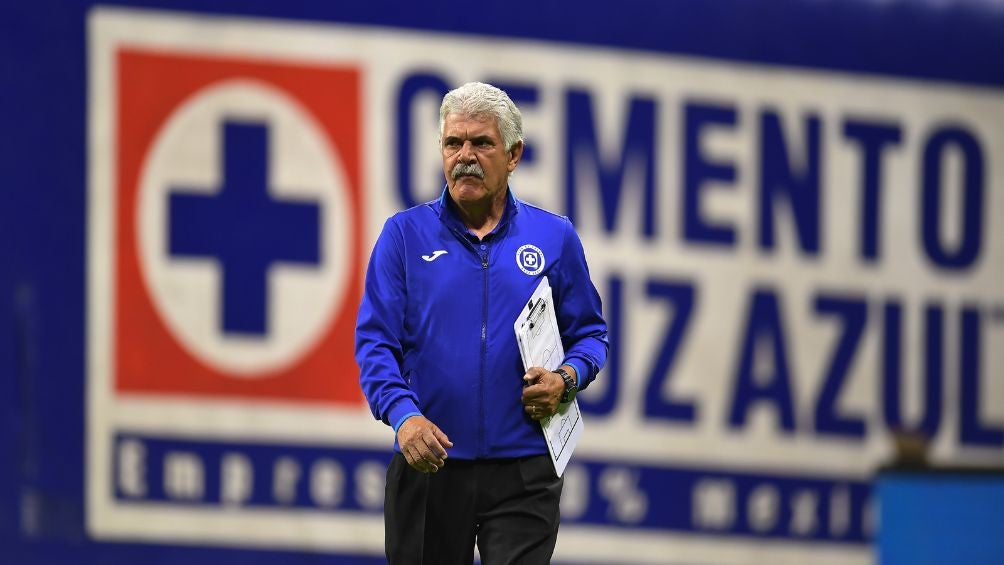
[[356, 188, 608, 459]]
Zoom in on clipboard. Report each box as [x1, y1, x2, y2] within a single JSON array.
[[514, 276, 584, 477]]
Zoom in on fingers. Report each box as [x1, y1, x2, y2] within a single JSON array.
[[425, 429, 448, 464], [523, 366, 548, 386], [397, 416, 451, 474], [404, 442, 440, 474], [410, 441, 441, 474], [524, 400, 556, 421], [521, 370, 563, 421], [402, 444, 425, 471], [433, 426, 454, 449], [522, 373, 554, 399], [522, 372, 561, 401], [417, 433, 446, 472]]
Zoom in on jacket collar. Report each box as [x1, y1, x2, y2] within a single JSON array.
[[436, 185, 520, 236]]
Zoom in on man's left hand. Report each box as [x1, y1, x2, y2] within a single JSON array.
[[521, 366, 566, 421]]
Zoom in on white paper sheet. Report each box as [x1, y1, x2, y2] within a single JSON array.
[[514, 277, 584, 477]]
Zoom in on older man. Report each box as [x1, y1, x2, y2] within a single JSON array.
[[356, 82, 608, 564]]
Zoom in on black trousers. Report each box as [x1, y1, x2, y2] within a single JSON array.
[[384, 453, 563, 565]]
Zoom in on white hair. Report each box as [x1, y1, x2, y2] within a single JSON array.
[[439, 82, 524, 152]]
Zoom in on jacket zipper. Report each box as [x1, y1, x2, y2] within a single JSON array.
[[479, 246, 489, 457], [449, 224, 492, 458]]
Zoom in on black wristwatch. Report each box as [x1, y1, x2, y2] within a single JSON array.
[[555, 367, 577, 403]]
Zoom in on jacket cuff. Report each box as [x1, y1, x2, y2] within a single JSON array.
[[393, 412, 422, 433], [563, 358, 589, 389], [387, 398, 421, 432]]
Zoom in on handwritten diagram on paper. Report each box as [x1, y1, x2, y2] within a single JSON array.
[[514, 276, 584, 476]]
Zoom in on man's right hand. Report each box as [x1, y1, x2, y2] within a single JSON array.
[[396, 415, 453, 474]]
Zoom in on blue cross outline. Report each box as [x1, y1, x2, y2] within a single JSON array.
[[168, 120, 321, 337]]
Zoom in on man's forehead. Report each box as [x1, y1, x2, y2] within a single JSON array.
[[443, 112, 500, 136]]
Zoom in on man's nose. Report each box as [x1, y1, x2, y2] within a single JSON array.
[[458, 141, 476, 162]]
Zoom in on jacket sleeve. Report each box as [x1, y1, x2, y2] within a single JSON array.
[[355, 217, 422, 429], [554, 217, 609, 390]]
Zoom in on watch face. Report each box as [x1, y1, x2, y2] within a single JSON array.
[[563, 388, 576, 403]]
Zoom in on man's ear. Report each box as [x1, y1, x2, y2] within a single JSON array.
[[507, 140, 524, 172]]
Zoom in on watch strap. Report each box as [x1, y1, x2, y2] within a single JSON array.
[[556, 367, 576, 403]]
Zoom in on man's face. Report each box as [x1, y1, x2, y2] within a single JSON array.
[[441, 112, 522, 208]]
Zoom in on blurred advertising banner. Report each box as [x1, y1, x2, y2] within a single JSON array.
[[87, 7, 1004, 564]]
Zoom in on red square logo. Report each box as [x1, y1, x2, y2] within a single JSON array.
[[113, 49, 363, 404]]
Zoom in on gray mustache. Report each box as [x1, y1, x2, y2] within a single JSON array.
[[451, 162, 485, 180]]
